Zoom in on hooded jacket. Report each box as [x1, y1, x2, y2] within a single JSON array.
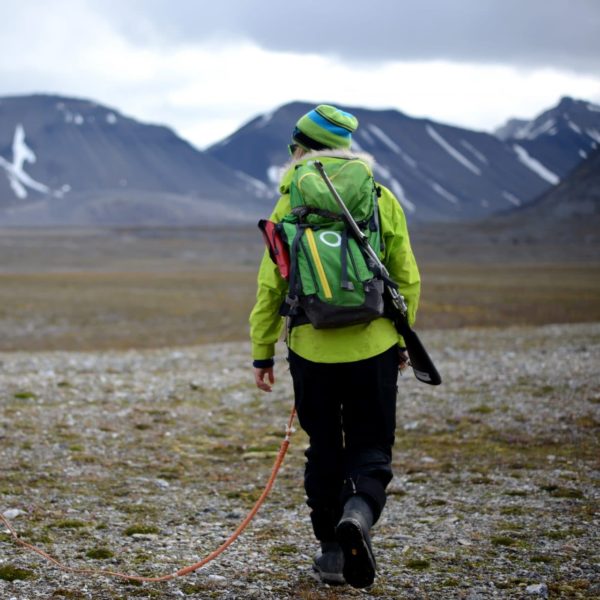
[[249, 150, 420, 364]]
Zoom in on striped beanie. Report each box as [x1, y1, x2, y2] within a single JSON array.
[[292, 104, 358, 150]]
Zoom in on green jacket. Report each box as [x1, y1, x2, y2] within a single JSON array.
[[249, 155, 421, 364]]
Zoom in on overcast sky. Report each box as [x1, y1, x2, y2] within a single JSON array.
[[1, 0, 599, 148]]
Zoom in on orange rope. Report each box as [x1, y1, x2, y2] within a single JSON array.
[[0, 407, 296, 583]]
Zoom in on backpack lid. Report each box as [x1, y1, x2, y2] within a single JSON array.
[[287, 153, 376, 225], [279, 150, 375, 195]]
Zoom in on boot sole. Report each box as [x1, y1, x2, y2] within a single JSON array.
[[311, 564, 346, 586], [336, 518, 376, 588]]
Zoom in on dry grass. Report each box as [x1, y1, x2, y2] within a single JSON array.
[[418, 262, 600, 330], [0, 270, 257, 351], [0, 227, 599, 352]]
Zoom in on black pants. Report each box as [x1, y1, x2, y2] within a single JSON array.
[[288, 345, 399, 542]]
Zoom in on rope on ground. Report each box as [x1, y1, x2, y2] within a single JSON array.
[[0, 407, 297, 583]]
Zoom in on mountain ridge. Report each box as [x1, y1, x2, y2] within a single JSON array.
[[1, 93, 599, 226], [0, 93, 271, 226], [207, 97, 600, 222]]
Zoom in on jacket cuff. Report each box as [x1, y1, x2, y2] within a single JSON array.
[[253, 358, 274, 369], [252, 342, 275, 361]]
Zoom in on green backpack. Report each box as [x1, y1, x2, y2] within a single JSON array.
[[278, 155, 386, 329]]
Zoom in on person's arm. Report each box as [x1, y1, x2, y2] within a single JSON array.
[[249, 195, 292, 391], [377, 185, 421, 348]]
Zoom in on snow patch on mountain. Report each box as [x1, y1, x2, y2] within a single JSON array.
[[431, 182, 459, 204], [567, 121, 582, 134], [389, 179, 415, 213], [426, 126, 482, 176], [235, 171, 273, 199], [365, 125, 418, 169], [518, 118, 556, 140], [460, 140, 489, 164], [106, 113, 118, 125], [351, 139, 365, 153], [0, 124, 52, 199], [587, 103, 600, 113], [513, 145, 560, 185], [258, 111, 275, 127], [267, 165, 284, 185], [368, 124, 402, 154], [586, 129, 600, 144], [579, 149, 588, 159], [358, 129, 375, 146], [373, 163, 415, 213], [502, 191, 522, 206], [368, 127, 417, 170]]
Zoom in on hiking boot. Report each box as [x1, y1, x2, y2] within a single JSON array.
[[312, 542, 345, 585], [335, 495, 376, 588]]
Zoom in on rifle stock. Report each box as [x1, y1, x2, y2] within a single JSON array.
[[393, 310, 442, 385], [313, 160, 441, 386]]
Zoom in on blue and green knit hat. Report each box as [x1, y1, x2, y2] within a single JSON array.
[[292, 104, 358, 150]]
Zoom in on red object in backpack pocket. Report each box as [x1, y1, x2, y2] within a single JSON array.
[[258, 220, 290, 280]]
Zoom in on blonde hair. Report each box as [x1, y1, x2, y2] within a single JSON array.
[[292, 146, 307, 160]]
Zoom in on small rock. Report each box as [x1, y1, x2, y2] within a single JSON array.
[[458, 538, 473, 546], [2, 509, 25, 520], [131, 533, 158, 540], [526, 583, 548, 596]]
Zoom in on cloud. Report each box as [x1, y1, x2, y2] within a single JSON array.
[[0, 0, 599, 149], [89, 0, 600, 75]]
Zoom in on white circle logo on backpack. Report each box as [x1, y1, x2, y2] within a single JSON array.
[[319, 231, 342, 248]]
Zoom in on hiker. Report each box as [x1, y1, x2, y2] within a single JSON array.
[[250, 105, 420, 588]]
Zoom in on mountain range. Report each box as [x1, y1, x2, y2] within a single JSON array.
[[0, 95, 273, 226], [0, 93, 599, 226]]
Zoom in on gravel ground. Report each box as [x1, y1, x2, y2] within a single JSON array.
[[1, 323, 599, 599]]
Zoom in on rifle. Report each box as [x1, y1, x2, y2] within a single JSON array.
[[313, 160, 441, 386]]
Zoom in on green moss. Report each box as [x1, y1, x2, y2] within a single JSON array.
[[494, 580, 514, 590], [469, 404, 494, 414], [471, 475, 493, 484], [50, 589, 86, 598], [86, 547, 114, 559], [405, 558, 431, 570], [132, 552, 151, 565], [420, 498, 447, 506], [54, 519, 87, 529], [530, 554, 553, 563], [13, 391, 36, 399], [269, 543, 298, 556], [124, 524, 159, 536], [497, 521, 524, 531], [491, 535, 517, 547], [500, 506, 524, 515], [181, 583, 210, 595], [552, 487, 584, 499], [532, 385, 557, 397], [0, 564, 35, 581], [574, 415, 598, 428], [541, 484, 584, 498]]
